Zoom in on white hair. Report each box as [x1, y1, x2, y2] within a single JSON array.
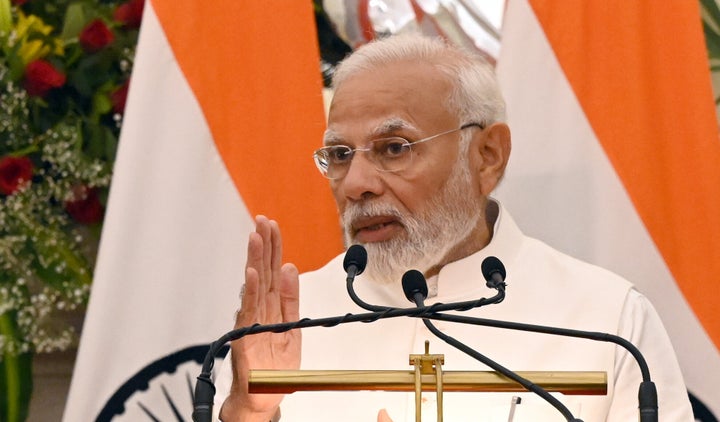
[[332, 33, 507, 129]]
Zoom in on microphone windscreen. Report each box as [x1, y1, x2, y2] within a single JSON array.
[[401, 270, 428, 302], [343, 244, 368, 275], [481, 256, 506, 282]]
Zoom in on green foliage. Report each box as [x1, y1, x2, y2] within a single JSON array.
[[0, 0, 139, 360], [700, 0, 720, 116]]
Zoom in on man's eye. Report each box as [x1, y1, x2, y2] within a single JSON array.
[[379, 139, 410, 158], [329, 147, 352, 163]]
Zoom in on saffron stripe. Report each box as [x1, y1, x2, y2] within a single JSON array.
[[150, 0, 342, 270], [528, 0, 720, 348]]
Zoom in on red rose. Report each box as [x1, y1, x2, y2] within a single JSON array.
[[65, 186, 104, 224], [114, 0, 145, 28], [79, 19, 115, 53], [110, 80, 130, 114], [0, 156, 33, 195], [12, 0, 29, 5], [23, 59, 66, 97]]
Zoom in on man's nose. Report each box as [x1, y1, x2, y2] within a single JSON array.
[[338, 152, 384, 201]]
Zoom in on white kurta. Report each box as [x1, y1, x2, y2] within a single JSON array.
[[215, 202, 693, 421]]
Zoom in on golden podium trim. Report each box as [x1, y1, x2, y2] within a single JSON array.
[[248, 342, 607, 421], [248, 369, 607, 395]]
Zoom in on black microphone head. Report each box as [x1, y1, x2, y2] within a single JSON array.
[[343, 244, 368, 276], [481, 256, 506, 282], [401, 270, 428, 303]]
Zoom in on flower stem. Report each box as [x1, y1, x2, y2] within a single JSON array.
[[0, 312, 33, 422]]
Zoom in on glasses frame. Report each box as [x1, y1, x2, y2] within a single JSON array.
[[313, 122, 484, 180]]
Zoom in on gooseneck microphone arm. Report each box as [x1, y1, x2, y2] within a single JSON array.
[[401, 269, 584, 422]]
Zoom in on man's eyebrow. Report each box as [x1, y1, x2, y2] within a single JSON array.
[[322, 118, 418, 145], [322, 129, 343, 146], [371, 118, 416, 137]]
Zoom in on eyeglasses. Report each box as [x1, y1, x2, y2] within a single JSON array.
[[313, 123, 483, 180]]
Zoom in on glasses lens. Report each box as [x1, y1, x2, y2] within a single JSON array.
[[314, 146, 353, 179], [371, 138, 412, 172]]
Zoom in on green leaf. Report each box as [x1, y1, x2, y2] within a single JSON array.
[[704, 21, 720, 58], [61, 2, 89, 41], [91, 90, 112, 119], [0, 0, 11, 35], [83, 120, 117, 163], [5, 43, 26, 82], [103, 125, 118, 162], [68, 49, 116, 97], [700, 0, 720, 34]]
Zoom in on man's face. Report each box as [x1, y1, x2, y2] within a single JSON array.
[[325, 61, 482, 283]]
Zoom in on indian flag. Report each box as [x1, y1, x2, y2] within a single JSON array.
[[62, 1, 340, 420], [495, 0, 720, 418]]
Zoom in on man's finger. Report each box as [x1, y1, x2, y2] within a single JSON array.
[[279, 263, 300, 322], [235, 267, 259, 328], [246, 230, 267, 310], [255, 215, 273, 290], [269, 219, 283, 292]]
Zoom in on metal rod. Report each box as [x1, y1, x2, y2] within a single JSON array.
[[248, 370, 607, 395]]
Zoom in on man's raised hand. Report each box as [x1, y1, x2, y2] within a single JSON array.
[[220, 216, 301, 422]]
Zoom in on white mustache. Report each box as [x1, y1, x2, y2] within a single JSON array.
[[342, 201, 405, 239]]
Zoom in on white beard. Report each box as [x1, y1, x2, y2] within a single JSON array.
[[341, 158, 480, 285]]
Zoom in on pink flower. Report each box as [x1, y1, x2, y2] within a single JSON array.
[[0, 156, 33, 195], [79, 19, 115, 53], [23, 59, 66, 97]]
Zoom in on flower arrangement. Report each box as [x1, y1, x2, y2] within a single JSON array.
[[0, 0, 141, 418]]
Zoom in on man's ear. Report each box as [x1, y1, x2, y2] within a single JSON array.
[[469, 122, 511, 196]]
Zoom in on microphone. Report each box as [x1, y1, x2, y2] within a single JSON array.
[[401, 269, 428, 304], [343, 245, 388, 312], [343, 244, 367, 281], [481, 255, 507, 290], [401, 270, 584, 422]]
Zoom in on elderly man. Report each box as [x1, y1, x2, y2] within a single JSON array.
[[215, 34, 693, 421]]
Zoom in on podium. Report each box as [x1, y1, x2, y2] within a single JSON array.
[[248, 342, 606, 421]]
